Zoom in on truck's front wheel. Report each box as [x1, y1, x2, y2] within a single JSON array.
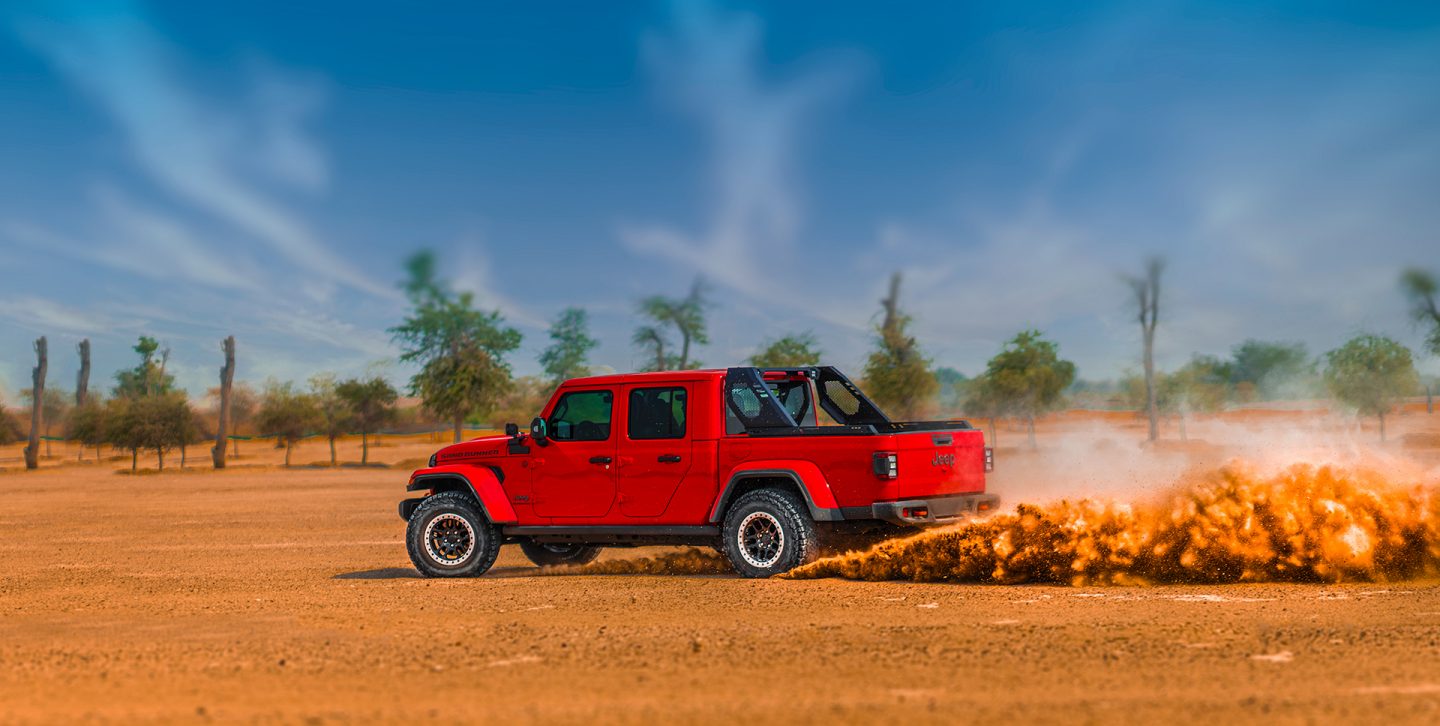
[[519, 541, 603, 567], [721, 489, 818, 578], [406, 491, 501, 578]]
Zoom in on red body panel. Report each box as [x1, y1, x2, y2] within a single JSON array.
[[405, 369, 991, 526]]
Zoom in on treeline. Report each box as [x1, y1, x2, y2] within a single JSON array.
[[4, 256, 1438, 468]]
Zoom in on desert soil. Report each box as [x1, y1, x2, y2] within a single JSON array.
[[2, 407, 1439, 723], [1, 465, 1437, 724]]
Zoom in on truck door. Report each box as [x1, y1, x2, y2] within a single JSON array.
[[617, 384, 693, 517], [532, 388, 617, 518]]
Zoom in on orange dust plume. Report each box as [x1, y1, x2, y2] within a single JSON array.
[[542, 547, 731, 576], [785, 463, 1440, 585]]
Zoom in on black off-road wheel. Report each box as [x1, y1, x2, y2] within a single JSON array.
[[721, 489, 818, 578], [519, 541, 603, 567], [406, 491, 501, 578]]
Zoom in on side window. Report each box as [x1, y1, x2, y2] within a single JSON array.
[[549, 390, 613, 442], [628, 387, 687, 440]]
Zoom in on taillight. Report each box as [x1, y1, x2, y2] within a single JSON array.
[[872, 452, 898, 479], [984, 447, 994, 472]]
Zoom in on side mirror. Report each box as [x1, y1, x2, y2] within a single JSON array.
[[529, 416, 549, 445], [504, 422, 519, 439]]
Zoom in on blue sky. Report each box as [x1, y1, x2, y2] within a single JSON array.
[[2, 0, 1438, 400]]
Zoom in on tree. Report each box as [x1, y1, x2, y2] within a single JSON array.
[[1158, 355, 1230, 440], [632, 325, 671, 372], [310, 373, 352, 466], [176, 402, 208, 468], [491, 375, 551, 430], [963, 373, 1005, 445], [539, 307, 598, 383], [749, 333, 822, 368], [139, 393, 194, 470], [1401, 268, 1440, 356], [1229, 339, 1314, 400], [101, 392, 193, 470], [21, 388, 71, 458], [211, 336, 236, 468], [105, 397, 145, 471], [1323, 334, 1418, 442], [0, 406, 23, 446], [935, 367, 970, 413], [1124, 259, 1163, 442], [390, 251, 522, 443], [227, 383, 258, 457], [862, 273, 938, 419], [112, 336, 175, 398], [973, 330, 1076, 449], [635, 279, 709, 370], [67, 396, 108, 461], [24, 337, 46, 470], [335, 376, 398, 465], [75, 339, 91, 407], [255, 382, 322, 467]]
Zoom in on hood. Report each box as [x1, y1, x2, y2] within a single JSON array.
[[432, 433, 516, 466]]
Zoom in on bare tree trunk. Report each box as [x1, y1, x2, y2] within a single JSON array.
[[679, 332, 691, 370], [453, 413, 464, 444], [329, 434, 337, 466], [1128, 260, 1163, 443], [157, 449, 165, 471], [1026, 415, 1037, 449], [180, 442, 187, 468], [1428, 385, 1434, 415], [361, 431, 370, 465], [987, 417, 997, 447], [76, 339, 90, 406], [1378, 411, 1386, 443], [285, 440, 293, 467], [1178, 411, 1188, 442], [131, 448, 137, 471], [24, 337, 47, 470], [881, 273, 901, 332], [212, 336, 235, 469]]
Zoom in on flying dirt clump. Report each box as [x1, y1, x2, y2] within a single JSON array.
[[785, 463, 1440, 585]]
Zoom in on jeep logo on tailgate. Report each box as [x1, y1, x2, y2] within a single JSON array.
[[932, 452, 955, 467]]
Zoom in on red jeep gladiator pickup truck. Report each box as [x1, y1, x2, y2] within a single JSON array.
[[400, 366, 996, 578]]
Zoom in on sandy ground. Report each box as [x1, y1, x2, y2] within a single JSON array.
[[3, 408, 1440, 723]]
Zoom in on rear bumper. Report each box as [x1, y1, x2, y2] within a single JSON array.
[[865, 492, 1000, 526]]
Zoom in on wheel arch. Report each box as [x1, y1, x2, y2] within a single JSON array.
[[708, 462, 842, 523], [408, 467, 518, 524]]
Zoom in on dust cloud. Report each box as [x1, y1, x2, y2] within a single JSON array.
[[786, 462, 1439, 584]]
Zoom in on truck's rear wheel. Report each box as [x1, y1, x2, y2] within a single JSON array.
[[519, 541, 603, 567], [721, 489, 817, 578], [406, 491, 500, 578]]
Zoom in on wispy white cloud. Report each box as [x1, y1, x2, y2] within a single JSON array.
[[451, 237, 548, 329], [0, 295, 144, 337], [620, 1, 854, 326], [14, 1, 391, 298]]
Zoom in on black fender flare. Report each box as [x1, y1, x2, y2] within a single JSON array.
[[707, 468, 845, 523]]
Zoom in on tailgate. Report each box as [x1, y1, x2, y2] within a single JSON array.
[[892, 429, 987, 498]]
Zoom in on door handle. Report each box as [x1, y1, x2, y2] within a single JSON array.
[[589, 456, 613, 465], [657, 454, 682, 463]]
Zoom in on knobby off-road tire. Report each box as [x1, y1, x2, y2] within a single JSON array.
[[406, 491, 501, 577], [519, 541, 603, 567], [721, 488, 818, 578]]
